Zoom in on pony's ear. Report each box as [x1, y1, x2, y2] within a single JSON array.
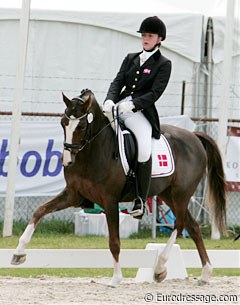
[[84, 95, 92, 112], [62, 92, 71, 107]]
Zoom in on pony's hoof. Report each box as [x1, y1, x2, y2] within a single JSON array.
[[108, 275, 123, 288], [154, 269, 167, 282], [11, 254, 26, 265], [197, 279, 209, 286]]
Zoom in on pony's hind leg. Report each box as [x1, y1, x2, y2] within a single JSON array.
[[154, 229, 177, 282], [185, 211, 212, 284], [154, 193, 188, 282], [11, 189, 69, 265]]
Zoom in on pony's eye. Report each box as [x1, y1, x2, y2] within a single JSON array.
[[77, 124, 86, 131]]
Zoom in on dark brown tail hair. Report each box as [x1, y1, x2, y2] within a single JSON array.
[[194, 131, 227, 235]]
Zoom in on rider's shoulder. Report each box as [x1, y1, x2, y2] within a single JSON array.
[[159, 53, 171, 64], [125, 52, 142, 60]]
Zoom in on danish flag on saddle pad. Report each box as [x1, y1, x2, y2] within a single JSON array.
[[151, 136, 175, 177], [157, 154, 168, 167]]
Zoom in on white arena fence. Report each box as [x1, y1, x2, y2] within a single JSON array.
[[0, 248, 239, 268], [0, 248, 240, 268], [0, 246, 239, 282]]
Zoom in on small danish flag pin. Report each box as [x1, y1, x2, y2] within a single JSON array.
[[143, 68, 151, 74]]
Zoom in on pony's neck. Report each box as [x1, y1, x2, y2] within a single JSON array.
[[92, 109, 115, 147], [75, 111, 115, 182], [78, 103, 115, 155]]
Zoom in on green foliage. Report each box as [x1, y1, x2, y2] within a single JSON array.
[[0, 221, 239, 250], [188, 268, 240, 277], [0, 268, 137, 278], [0, 267, 239, 278], [0, 220, 74, 236], [1, 220, 239, 240]]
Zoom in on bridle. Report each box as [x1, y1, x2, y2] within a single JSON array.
[[63, 97, 114, 153], [64, 111, 89, 122], [63, 97, 94, 152]]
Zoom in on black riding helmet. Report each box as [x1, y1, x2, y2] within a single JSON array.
[[137, 16, 166, 41]]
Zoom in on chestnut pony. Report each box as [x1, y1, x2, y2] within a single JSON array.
[[12, 89, 226, 287]]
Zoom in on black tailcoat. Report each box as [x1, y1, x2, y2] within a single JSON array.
[[105, 50, 171, 139]]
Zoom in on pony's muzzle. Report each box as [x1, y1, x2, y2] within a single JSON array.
[[63, 159, 73, 167], [62, 149, 74, 167]]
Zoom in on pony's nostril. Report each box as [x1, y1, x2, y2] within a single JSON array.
[[63, 161, 72, 168]]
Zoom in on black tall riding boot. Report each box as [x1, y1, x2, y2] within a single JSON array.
[[129, 157, 152, 219]]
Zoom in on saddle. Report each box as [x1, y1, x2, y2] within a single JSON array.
[[116, 120, 175, 179]]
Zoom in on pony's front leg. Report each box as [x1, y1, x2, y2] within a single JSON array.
[[11, 222, 35, 264], [11, 189, 68, 265], [154, 229, 177, 282], [110, 255, 123, 287], [105, 204, 123, 287]]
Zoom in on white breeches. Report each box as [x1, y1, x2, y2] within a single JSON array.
[[118, 97, 152, 162]]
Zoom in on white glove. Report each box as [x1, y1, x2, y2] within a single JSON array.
[[118, 101, 134, 115], [103, 99, 115, 113]]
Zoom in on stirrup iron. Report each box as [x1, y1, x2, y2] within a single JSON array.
[[129, 197, 145, 218]]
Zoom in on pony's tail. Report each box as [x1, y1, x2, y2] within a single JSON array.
[[195, 131, 227, 236]]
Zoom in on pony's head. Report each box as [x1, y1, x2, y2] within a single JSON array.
[[61, 89, 99, 167]]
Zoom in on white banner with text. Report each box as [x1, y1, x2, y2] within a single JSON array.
[[0, 119, 239, 196]]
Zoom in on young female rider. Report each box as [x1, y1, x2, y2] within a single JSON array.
[[103, 16, 172, 218]]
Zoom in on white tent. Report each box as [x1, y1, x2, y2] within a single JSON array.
[[211, 14, 240, 119], [0, 9, 204, 117], [0, 0, 239, 118], [0, 0, 228, 16]]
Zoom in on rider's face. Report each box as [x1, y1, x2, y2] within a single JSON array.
[[141, 33, 162, 51]]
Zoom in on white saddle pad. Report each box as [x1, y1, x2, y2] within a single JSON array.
[[151, 136, 175, 177], [118, 128, 175, 178]]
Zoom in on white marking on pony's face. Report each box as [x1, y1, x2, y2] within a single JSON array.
[[62, 116, 79, 166], [65, 116, 79, 144]]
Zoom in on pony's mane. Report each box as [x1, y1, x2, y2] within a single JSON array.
[[80, 88, 93, 99], [78, 88, 99, 108]]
